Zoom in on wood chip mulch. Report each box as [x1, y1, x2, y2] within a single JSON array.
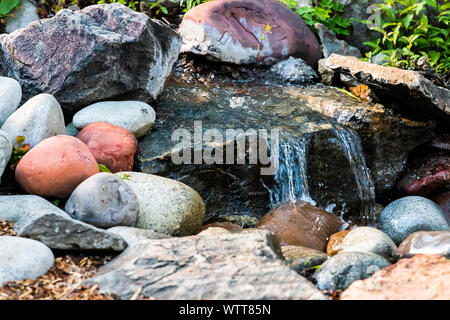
[[1, 220, 117, 300], [0, 220, 16, 236]]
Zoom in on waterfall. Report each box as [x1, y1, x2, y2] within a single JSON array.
[[262, 126, 376, 224], [331, 126, 377, 224]]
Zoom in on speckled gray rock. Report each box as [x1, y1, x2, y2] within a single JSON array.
[[0, 130, 12, 183], [0, 76, 21, 127], [5, 0, 39, 34], [73, 101, 156, 138], [107, 226, 170, 246], [115, 172, 205, 236], [84, 230, 328, 300], [314, 23, 361, 58], [65, 173, 139, 229], [0, 195, 127, 251], [281, 245, 328, 276], [0, 94, 65, 147], [313, 251, 390, 291], [380, 196, 449, 245], [269, 57, 319, 85], [0, 236, 54, 285], [340, 227, 398, 261]]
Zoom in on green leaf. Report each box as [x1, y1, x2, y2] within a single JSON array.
[[0, 0, 21, 16], [402, 13, 414, 29], [98, 164, 112, 173]]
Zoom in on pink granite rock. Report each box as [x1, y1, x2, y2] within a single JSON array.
[[179, 0, 322, 67], [15, 135, 99, 197], [77, 122, 139, 173]]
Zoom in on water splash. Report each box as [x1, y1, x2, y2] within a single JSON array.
[[331, 126, 377, 224], [262, 126, 377, 224], [263, 133, 316, 207]]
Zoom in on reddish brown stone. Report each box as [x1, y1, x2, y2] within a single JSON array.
[[180, 0, 322, 67], [77, 122, 139, 173], [257, 201, 343, 252], [326, 230, 350, 256], [398, 154, 450, 196], [15, 135, 99, 198], [341, 254, 450, 300], [431, 191, 450, 221]]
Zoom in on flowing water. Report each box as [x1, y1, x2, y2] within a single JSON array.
[[139, 81, 378, 224]]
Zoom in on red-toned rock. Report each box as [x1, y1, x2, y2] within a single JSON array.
[[179, 0, 322, 67], [398, 154, 450, 196], [201, 221, 243, 233], [397, 231, 450, 257], [341, 254, 450, 300], [77, 122, 139, 173], [431, 191, 450, 221], [257, 201, 343, 252], [15, 135, 99, 197]]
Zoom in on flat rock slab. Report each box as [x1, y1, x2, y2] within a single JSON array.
[[0, 195, 127, 251], [319, 54, 450, 123], [341, 254, 450, 300], [84, 230, 328, 300]]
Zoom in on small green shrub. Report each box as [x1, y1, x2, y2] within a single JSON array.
[[279, 0, 352, 35], [0, 0, 21, 20], [360, 0, 449, 76]]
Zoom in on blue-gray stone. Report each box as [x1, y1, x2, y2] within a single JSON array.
[[313, 251, 390, 291], [380, 196, 449, 245]]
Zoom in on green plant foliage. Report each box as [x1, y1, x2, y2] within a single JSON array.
[[9, 135, 30, 171], [98, 163, 112, 173], [360, 0, 449, 76], [279, 0, 352, 35], [0, 0, 21, 18]]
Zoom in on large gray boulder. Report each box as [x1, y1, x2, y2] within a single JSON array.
[[0, 195, 127, 251], [84, 230, 328, 300], [0, 4, 181, 118], [0, 236, 54, 285], [0, 76, 21, 127]]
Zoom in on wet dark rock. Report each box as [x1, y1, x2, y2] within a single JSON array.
[[380, 196, 449, 245], [257, 201, 343, 251], [269, 57, 319, 85], [179, 0, 322, 67], [319, 54, 450, 124], [326, 230, 350, 256], [313, 251, 390, 291], [84, 230, 327, 300], [398, 154, 450, 196], [397, 231, 450, 258], [137, 80, 434, 222], [428, 134, 450, 153], [431, 191, 450, 222], [0, 4, 181, 119]]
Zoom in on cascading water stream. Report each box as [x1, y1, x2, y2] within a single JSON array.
[[262, 126, 377, 225]]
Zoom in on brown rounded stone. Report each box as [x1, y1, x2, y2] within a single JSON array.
[[397, 231, 450, 257], [326, 230, 350, 256], [341, 254, 450, 300], [77, 122, 139, 173], [257, 201, 343, 252], [15, 135, 99, 198]]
